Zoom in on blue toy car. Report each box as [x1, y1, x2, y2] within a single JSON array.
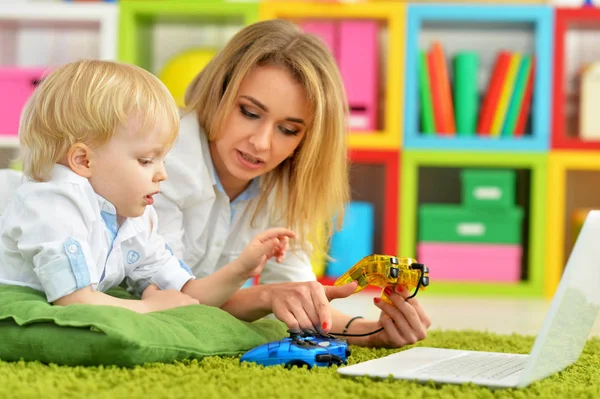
[[240, 331, 351, 369]]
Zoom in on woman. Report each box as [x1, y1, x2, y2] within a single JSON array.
[[154, 19, 431, 348]]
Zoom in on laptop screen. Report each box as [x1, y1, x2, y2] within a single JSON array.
[[519, 210, 600, 387]]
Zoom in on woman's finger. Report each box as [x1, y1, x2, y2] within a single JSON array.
[[378, 311, 405, 347], [386, 288, 427, 341], [310, 283, 332, 334], [289, 303, 318, 332], [273, 306, 301, 332], [396, 286, 432, 328], [375, 295, 418, 344]]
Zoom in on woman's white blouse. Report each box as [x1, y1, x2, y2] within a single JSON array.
[[154, 112, 317, 284]]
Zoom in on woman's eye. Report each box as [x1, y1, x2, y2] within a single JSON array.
[[279, 126, 300, 136], [138, 158, 153, 166], [240, 105, 259, 120]]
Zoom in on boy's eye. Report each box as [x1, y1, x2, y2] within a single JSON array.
[[240, 105, 259, 120], [138, 158, 153, 166]]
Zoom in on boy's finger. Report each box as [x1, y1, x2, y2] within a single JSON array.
[[256, 228, 296, 242]]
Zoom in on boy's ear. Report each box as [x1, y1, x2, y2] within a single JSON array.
[[67, 143, 93, 178]]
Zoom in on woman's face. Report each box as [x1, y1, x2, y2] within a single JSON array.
[[209, 64, 309, 196]]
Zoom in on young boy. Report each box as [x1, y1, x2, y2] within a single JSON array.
[[0, 60, 294, 313]]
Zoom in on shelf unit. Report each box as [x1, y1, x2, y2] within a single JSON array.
[[404, 5, 553, 152], [552, 8, 600, 150], [118, 1, 259, 74], [0, 2, 117, 65], [0, 2, 118, 167], [545, 151, 600, 297], [259, 1, 405, 150], [400, 150, 547, 297], [318, 149, 399, 283]]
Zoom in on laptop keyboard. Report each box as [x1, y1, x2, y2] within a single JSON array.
[[418, 353, 528, 381]]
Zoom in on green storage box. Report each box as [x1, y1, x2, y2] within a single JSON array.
[[418, 204, 524, 244], [461, 169, 516, 209]]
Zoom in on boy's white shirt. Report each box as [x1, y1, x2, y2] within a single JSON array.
[[0, 164, 195, 303], [154, 112, 317, 284]]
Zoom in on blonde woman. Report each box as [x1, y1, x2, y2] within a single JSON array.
[[0, 60, 295, 313], [154, 19, 431, 348]]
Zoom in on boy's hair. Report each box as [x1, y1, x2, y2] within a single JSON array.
[[19, 60, 180, 182], [184, 19, 350, 259]]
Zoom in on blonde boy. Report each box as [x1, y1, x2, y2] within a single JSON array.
[[0, 60, 294, 313]]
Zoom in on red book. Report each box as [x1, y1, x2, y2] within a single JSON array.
[[427, 49, 444, 133], [514, 58, 535, 137], [477, 51, 511, 135], [431, 41, 456, 134]]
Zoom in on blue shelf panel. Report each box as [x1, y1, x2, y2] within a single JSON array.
[[404, 4, 554, 152]]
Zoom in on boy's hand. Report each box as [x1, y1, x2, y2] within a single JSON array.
[[140, 284, 199, 313], [237, 228, 296, 278]]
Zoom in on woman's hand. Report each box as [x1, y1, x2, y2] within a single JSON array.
[[266, 280, 358, 334], [361, 285, 431, 348]]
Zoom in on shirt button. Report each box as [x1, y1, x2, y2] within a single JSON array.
[[68, 245, 78, 254]]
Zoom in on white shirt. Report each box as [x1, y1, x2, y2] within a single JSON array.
[[0, 165, 194, 302], [154, 112, 316, 284]]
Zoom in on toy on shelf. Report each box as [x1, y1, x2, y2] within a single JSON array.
[[158, 48, 216, 108], [240, 330, 350, 369], [334, 254, 429, 302]]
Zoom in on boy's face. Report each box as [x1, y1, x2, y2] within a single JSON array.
[[87, 116, 172, 221]]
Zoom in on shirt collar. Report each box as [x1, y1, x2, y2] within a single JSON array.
[[50, 164, 116, 216]]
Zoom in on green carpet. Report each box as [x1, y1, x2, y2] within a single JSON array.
[[1, 329, 599, 399]]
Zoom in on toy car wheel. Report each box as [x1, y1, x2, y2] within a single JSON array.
[[285, 360, 310, 369]]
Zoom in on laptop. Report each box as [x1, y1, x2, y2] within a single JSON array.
[[338, 210, 600, 389]]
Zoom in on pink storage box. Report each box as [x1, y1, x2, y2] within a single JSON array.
[[417, 242, 522, 283], [301, 20, 379, 132], [0, 68, 47, 136], [300, 21, 337, 54], [338, 20, 378, 132]]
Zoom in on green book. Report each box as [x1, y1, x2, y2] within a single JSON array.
[[453, 52, 479, 136], [418, 50, 435, 135]]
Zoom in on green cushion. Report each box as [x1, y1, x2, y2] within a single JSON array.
[[0, 285, 288, 366]]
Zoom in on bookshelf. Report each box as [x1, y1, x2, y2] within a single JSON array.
[[319, 149, 399, 284], [552, 8, 600, 150], [400, 150, 547, 297], [404, 5, 553, 152], [118, 1, 258, 74], [0, 2, 118, 167], [259, 1, 405, 150], [545, 152, 600, 297]]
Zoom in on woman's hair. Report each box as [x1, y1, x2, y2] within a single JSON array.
[[19, 59, 180, 182], [184, 18, 350, 258]]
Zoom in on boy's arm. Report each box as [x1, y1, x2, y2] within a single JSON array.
[[180, 261, 250, 307], [13, 186, 100, 304], [53, 286, 147, 312], [53, 285, 198, 313]]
